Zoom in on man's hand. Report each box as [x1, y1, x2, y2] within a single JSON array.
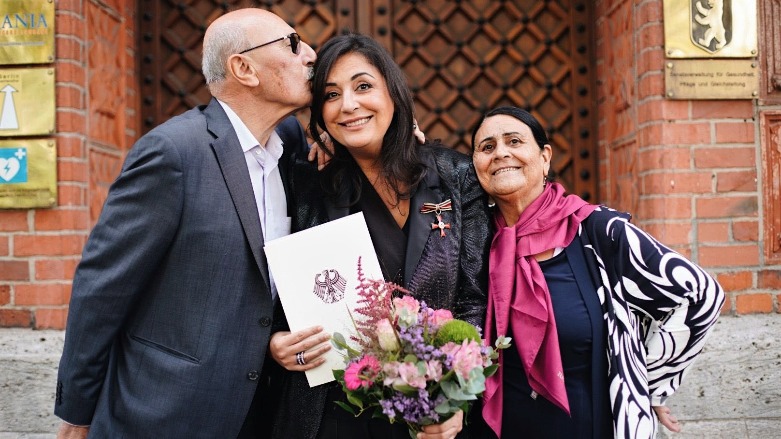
[[653, 405, 681, 433], [57, 422, 89, 439], [307, 132, 333, 170], [417, 410, 463, 439]]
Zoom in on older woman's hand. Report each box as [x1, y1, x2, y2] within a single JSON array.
[[269, 326, 331, 371], [653, 405, 681, 433], [417, 410, 463, 439]]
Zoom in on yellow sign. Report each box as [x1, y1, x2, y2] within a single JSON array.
[[0, 67, 54, 136], [664, 0, 757, 58], [665, 59, 759, 99], [0, 0, 55, 64], [0, 138, 56, 208]]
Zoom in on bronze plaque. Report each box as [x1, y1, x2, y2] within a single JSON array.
[[664, 0, 757, 58], [0, 138, 56, 208], [666, 59, 759, 99], [0, 67, 55, 136], [0, 0, 55, 64]]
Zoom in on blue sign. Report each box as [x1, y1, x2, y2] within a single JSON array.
[[0, 147, 27, 183]]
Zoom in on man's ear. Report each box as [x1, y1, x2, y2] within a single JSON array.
[[227, 54, 261, 87]]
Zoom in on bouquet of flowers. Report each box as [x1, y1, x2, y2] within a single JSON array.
[[332, 259, 511, 436]]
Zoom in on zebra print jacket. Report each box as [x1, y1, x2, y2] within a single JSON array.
[[578, 207, 724, 439]]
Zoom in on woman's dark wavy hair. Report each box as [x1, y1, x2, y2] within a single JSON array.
[[309, 33, 424, 203], [470, 106, 549, 152]]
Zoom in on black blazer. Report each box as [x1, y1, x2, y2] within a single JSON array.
[[55, 99, 307, 437], [272, 144, 491, 438]]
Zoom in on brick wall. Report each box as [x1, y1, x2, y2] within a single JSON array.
[[0, 0, 138, 329], [595, 0, 778, 315]]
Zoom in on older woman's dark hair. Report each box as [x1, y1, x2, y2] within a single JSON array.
[[470, 106, 550, 151], [310, 33, 424, 202]]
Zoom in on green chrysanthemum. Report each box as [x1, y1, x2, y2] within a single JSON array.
[[433, 319, 480, 347]]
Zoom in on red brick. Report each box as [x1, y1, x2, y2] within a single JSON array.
[[699, 245, 759, 267], [14, 283, 71, 306], [637, 50, 665, 77], [715, 122, 755, 144], [57, 136, 86, 159], [643, 222, 692, 246], [55, 37, 85, 62], [661, 123, 711, 145], [57, 161, 88, 183], [0, 261, 29, 281], [636, 2, 663, 25], [638, 147, 691, 172], [721, 294, 733, 315], [638, 73, 665, 99], [35, 308, 68, 329], [643, 172, 712, 195], [732, 220, 758, 242], [57, 184, 86, 207], [34, 209, 90, 231], [0, 285, 9, 304], [638, 99, 689, 124], [57, 110, 87, 134], [637, 196, 691, 220], [694, 147, 756, 168], [56, 0, 83, 14], [0, 309, 32, 327], [735, 294, 773, 314], [0, 236, 8, 256], [13, 234, 85, 257], [55, 11, 87, 40], [716, 271, 753, 291], [759, 270, 781, 289], [716, 170, 757, 193], [698, 222, 730, 243], [696, 196, 757, 218], [637, 23, 664, 49], [0, 211, 29, 232], [692, 101, 754, 119], [56, 85, 85, 109], [35, 259, 79, 281], [55, 60, 87, 88]]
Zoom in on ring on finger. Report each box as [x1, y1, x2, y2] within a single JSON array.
[[295, 351, 306, 366]]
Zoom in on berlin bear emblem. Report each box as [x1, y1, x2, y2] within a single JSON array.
[[691, 0, 731, 53]]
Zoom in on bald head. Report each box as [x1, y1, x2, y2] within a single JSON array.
[[201, 8, 288, 87]]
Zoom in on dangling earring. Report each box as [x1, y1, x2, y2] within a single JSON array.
[[543, 176, 548, 188]]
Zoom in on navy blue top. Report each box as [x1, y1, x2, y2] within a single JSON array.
[[500, 239, 612, 438]]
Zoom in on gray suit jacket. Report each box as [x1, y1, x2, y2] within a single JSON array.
[[55, 99, 307, 438]]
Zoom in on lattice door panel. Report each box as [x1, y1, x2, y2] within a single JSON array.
[[138, 0, 344, 133], [390, 0, 597, 201]]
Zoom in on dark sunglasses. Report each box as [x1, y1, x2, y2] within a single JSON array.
[[238, 33, 301, 55]]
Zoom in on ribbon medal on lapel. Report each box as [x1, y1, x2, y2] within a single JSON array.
[[420, 199, 452, 237]]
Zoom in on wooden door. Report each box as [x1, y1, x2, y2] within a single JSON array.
[[138, 0, 597, 200]]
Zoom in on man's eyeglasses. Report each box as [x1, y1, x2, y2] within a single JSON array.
[[238, 33, 301, 55]]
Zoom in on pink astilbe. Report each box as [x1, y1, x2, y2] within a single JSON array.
[[351, 257, 407, 350]]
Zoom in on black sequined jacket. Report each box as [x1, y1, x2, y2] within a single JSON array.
[[270, 144, 491, 439]]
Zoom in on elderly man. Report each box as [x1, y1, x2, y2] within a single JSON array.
[[55, 8, 320, 438]]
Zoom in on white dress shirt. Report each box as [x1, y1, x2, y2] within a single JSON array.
[[217, 99, 291, 297]]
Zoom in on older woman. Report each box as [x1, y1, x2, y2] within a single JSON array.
[[471, 106, 724, 439], [268, 34, 491, 439]]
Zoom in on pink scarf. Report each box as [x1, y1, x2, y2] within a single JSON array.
[[482, 182, 597, 438]]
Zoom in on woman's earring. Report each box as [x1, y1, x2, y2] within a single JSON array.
[[543, 176, 548, 188]]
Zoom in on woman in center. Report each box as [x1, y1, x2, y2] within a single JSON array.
[[269, 34, 491, 439]]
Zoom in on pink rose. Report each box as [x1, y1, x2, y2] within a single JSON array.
[[441, 340, 484, 379], [398, 362, 427, 389], [430, 309, 454, 327], [376, 318, 399, 351], [393, 296, 420, 327], [425, 360, 443, 381]]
